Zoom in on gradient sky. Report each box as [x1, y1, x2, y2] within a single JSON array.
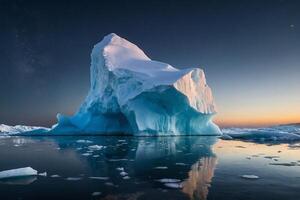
[[0, 0, 299, 127]]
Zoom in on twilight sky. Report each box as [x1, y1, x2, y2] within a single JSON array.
[[0, 0, 299, 127]]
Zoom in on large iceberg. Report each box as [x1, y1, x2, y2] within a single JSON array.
[[50, 33, 221, 135]]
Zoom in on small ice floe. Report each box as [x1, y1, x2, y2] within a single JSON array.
[[164, 182, 182, 189], [118, 139, 126, 142], [154, 166, 168, 170], [264, 156, 280, 159], [269, 162, 299, 166], [175, 163, 187, 166], [105, 182, 115, 186], [38, 172, 47, 177], [50, 174, 60, 178], [92, 155, 100, 158], [108, 158, 128, 162], [0, 167, 37, 179], [88, 145, 103, 151], [76, 148, 82, 150], [120, 171, 128, 176], [156, 178, 181, 183], [241, 175, 259, 179], [91, 192, 101, 196], [65, 177, 82, 181], [89, 176, 110, 180], [76, 140, 93, 143], [82, 153, 92, 156], [116, 167, 124, 171], [122, 176, 130, 180]]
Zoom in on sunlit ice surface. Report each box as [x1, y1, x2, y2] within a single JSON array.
[[0, 136, 299, 200]]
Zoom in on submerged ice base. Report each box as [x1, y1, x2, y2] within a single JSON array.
[[51, 33, 221, 135]]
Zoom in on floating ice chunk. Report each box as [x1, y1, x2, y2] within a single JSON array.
[[269, 162, 299, 166], [88, 145, 103, 150], [0, 167, 37, 179], [76, 140, 93, 143], [108, 158, 128, 162], [92, 155, 100, 158], [105, 182, 115, 186], [264, 156, 280, 159], [92, 192, 101, 196], [164, 182, 182, 189], [154, 166, 168, 169], [157, 178, 181, 183], [123, 176, 130, 179], [50, 174, 60, 178], [65, 177, 82, 181], [38, 172, 47, 177], [175, 163, 187, 166], [241, 175, 259, 179], [120, 171, 128, 176], [116, 167, 124, 171], [82, 153, 92, 156], [89, 176, 110, 180]]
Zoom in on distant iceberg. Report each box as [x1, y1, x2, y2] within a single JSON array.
[[0, 124, 49, 135], [222, 124, 300, 142]]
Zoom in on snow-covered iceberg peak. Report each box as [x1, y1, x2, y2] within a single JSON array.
[[52, 33, 221, 135]]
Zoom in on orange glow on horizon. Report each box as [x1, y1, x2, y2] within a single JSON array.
[[213, 113, 300, 128]]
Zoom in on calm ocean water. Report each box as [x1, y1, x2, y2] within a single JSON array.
[[0, 136, 299, 200]]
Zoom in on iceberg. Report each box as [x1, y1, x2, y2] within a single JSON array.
[[51, 33, 221, 135], [0, 167, 37, 179]]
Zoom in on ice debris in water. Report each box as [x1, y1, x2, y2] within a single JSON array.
[[0, 167, 37, 179], [156, 178, 181, 183], [164, 182, 183, 189], [175, 163, 187, 166], [88, 145, 103, 150], [154, 166, 168, 169], [241, 175, 259, 179], [123, 176, 130, 180], [82, 153, 92, 156], [65, 177, 82, 181], [76, 140, 93, 143], [120, 171, 128, 176], [116, 167, 124, 171], [89, 176, 110, 180], [92, 192, 101, 196], [38, 172, 47, 177], [50, 174, 60, 178], [269, 162, 299, 166]]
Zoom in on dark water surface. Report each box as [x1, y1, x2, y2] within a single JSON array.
[[0, 136, 299, 200]]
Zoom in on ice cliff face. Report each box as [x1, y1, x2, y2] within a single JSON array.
[[52, 33, 221, 135]]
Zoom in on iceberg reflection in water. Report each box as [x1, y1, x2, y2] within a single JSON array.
[[0, 136, 217, 200]]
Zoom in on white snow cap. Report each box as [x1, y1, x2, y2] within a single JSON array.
[[91, 33, 217, 114]]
